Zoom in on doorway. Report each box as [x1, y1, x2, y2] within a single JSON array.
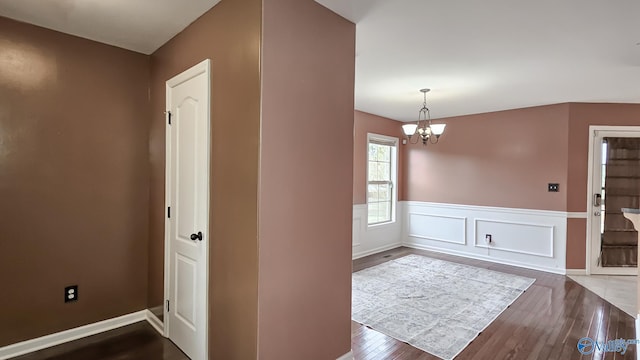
[[588, 126, 640, 275], [164, 59, 211, 359]]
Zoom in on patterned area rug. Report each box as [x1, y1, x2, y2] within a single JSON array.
[[352, 255, 535, 359]]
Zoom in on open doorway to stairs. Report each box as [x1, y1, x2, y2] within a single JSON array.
[[587, 126, 640, 275]]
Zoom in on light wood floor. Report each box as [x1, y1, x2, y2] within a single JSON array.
[[569, 274, 636, 317], [12, 247, 637, 360], [352, 247, 637, 360]]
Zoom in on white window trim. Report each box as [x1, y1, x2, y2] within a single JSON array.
[[366, 133, 399, 227]]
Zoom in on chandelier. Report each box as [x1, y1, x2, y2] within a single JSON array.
[[402, 88, 446, 145]]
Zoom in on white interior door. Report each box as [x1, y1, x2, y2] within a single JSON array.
[[165, 59, 210, 359], [588, 127, 640, 275]]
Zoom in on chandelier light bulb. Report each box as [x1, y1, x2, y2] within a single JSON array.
[[430, 124, 446, 136], [402, 123, 418, 136]]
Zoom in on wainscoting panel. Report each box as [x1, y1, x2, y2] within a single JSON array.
[[408, 213, 466, 245], [352, 203, 402, 259], [474, 219, 554, 258], [402, 202, 567, 274], [352, 217, 362, 248]]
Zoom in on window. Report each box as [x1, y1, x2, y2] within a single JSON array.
[[367, 135, 397, 225]]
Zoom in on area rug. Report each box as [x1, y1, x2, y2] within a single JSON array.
[[352, 255, 535, 359]]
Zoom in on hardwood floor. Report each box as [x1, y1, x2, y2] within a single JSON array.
[[10, 247, 637, 360], [13, 322, 188, 360], [352, 247, 637, 360]]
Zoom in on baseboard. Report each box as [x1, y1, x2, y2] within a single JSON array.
[[353, 243, 401, 260], [404, 243, 565, 275], [336, 350, 354, 360], [145, 310, 164, 336], [0, 310, 146, 360], [565, 269, 587, 276]]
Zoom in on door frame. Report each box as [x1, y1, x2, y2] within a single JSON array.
[[586, 125, 640, 275], [163, 59, 211, 358]]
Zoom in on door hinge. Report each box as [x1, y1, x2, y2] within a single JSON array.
[[167, 206, 171, 218], [166, 110, 172, 125], [166, 300, 170, 312]]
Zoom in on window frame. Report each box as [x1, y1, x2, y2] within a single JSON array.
[[366, 133, 399, 227]]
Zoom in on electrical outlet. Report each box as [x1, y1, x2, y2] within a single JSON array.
[[485, 234, 492, 244], [65, 285, 78, 303], [548, 183, 559, 192]]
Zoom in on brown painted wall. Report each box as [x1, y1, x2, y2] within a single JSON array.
[[403, 103, 570, 210], [566, 218, 587, 269], [259, 0, 355, 359], [565, 102, 640, 269], [0, 17, 149, 346], [353, 111, 404, 205], [148, 1, 261, 358]]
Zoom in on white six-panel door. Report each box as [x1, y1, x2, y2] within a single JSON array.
[[165, 59, 210, 360]]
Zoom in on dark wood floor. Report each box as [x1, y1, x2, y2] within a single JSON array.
[[14, 321, 188, 360], [12, 247, 637, 360], [352, 247, 637, 360]]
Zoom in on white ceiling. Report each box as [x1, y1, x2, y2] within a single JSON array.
[[0, 0, 221, 55], [1, 0, 637, 120], [317, 0, 640, 120]]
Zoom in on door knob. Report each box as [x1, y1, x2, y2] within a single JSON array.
[[190, 232, 203, 241]]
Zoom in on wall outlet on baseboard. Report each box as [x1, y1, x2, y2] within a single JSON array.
[[65, 285, 78, 303], [485, 234, 492, 244]]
